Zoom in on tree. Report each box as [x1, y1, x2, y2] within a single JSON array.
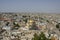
[[56, 23, 60, 28], [6, 22, 9, 26], [12, 22, 20, 30], [23, 18, 28, 23], [39, 32, 49, 40], [32, 32, 50, 40], [56, 23, 60, 31], [13, 22, 20, 27], [32, 33, 39, 40]]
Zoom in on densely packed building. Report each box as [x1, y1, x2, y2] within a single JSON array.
[[0, 13, 60, 40]]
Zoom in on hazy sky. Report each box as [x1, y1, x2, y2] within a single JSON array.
[[0, 0, 60, 13]]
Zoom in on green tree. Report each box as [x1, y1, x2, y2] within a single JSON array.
[[32, 33, 39, 40], [56, 23, 60, 28], [39, 32, 49, 40], [56, 23, 60, 31], [6, 22, 9, 26], [12, 22, 20, 30], [32, 32, 50, 40]]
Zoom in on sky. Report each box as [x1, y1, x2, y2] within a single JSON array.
[[0, 0, 60, 13]]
